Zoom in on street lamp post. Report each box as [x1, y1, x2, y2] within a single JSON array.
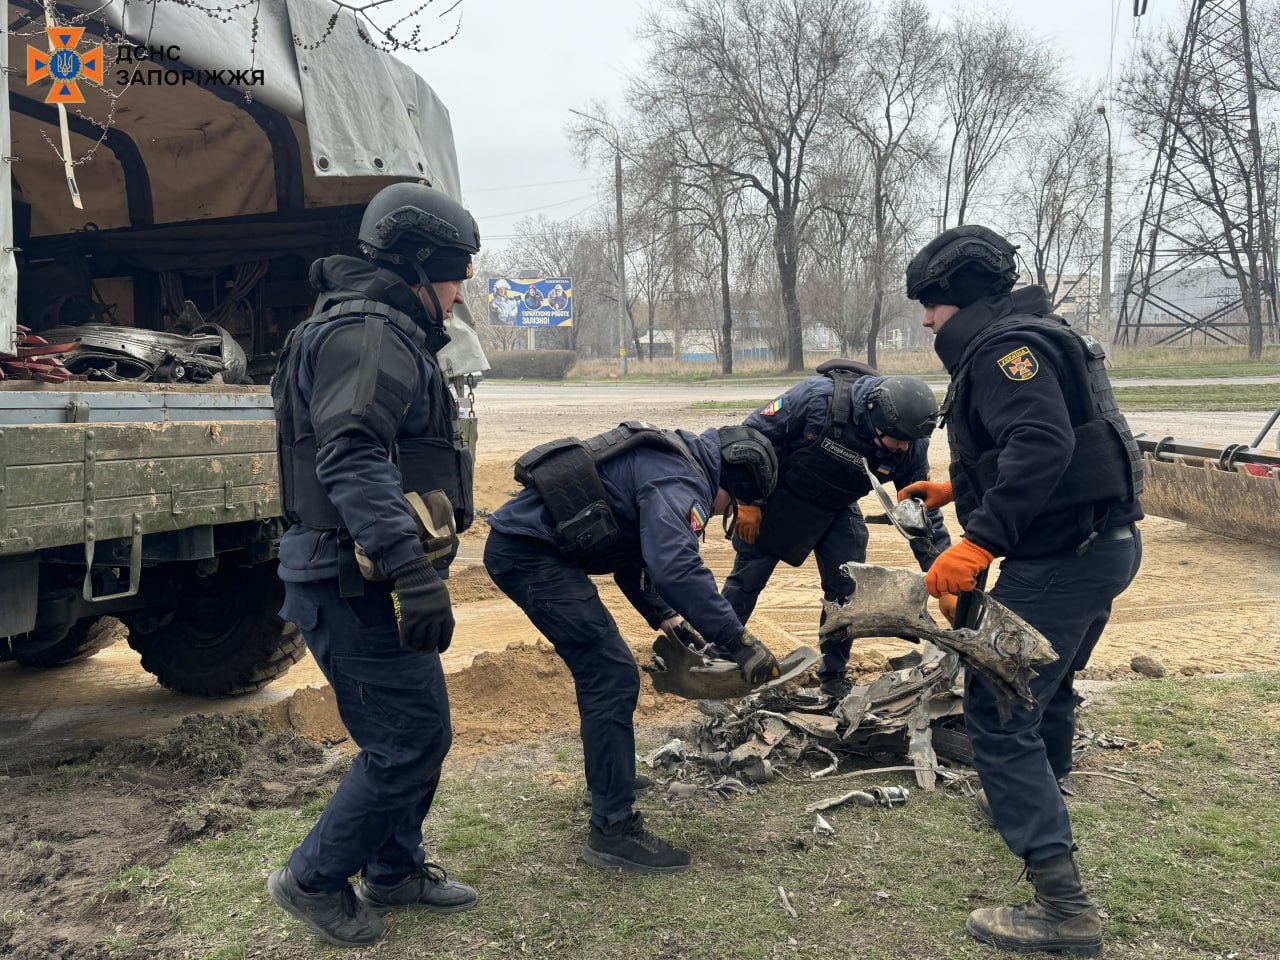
[[569, 108, 628, 376], [1097, 105, 1115, 338]]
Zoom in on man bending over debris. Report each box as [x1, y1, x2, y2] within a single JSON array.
[[484, 423, 781, 873], [723, 365, 951, 698], [903, 225, 1143, 957]]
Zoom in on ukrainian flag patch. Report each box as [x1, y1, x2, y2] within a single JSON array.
[[689, 502, 707, 533], [759, 397, 784, 416]]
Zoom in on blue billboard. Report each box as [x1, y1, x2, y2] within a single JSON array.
[[487, 277, 573, 327]]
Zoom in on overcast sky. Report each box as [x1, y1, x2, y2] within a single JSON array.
[[406, 0, 1173, 247]]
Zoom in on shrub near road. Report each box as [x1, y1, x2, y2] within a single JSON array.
[[1, 675, 1277, 959]]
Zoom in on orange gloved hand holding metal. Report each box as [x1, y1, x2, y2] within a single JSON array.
[[896, 479, 954, 510], [938, 593, 958, 626], [925, 539, 994, 598], [734, 504, 763, 544]]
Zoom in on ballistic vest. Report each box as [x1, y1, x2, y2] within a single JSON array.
[[273, 297, 474, 537], [753, 368, 881, 566], [940, 314, 1143, 533]]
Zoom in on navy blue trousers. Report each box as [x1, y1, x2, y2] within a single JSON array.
[[969, 529, 1142, 863], [483, 530, 639, 828], [722, 505, 869, 681], [279, 578, 452, 892]]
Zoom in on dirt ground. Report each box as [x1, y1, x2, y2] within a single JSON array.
[[1, 388, 1278, 958]]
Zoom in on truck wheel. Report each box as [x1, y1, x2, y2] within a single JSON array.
[[125, 558, 306, 697], [13, 618, 119, 668]]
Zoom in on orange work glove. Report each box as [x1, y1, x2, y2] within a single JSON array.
[[938, 593, 958, 626], [897, 479, 953, 510], [925, 539, 994, 598], [735, 504, 763, 544]]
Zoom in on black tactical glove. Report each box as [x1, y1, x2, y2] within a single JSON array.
[[712, 631, 781, 685], [662, 620, 707, 652], [391, 558, 455, 654]]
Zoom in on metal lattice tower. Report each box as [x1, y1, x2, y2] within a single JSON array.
[[1115, 0, 1278, 349]]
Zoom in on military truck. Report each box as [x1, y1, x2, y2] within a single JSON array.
[[0, 0, 486, 694]]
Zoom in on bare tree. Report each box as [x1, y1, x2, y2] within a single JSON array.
[[1007, 94, 1107, 306], [940, 8, 1061, 228], [838, 0, 944, 366], [634, 0, 866, 371]]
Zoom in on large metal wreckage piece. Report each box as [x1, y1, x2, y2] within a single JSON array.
[[821, 562, 1058, 707]]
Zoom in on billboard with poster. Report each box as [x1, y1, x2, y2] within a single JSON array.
[[487, 277, 573, 327]]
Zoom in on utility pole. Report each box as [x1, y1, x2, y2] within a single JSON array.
[[569, 107, 629, 376], [670, 168, 681, 364], [1097, 105, 1114, 337], [613, 147, 629, 375]]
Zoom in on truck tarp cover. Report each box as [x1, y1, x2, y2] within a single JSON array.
[[4, 0, 489, 375]]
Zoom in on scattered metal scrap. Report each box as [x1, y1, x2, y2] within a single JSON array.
[[644, 645, 975, 802]]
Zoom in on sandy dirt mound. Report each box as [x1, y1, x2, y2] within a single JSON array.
[[265, 639, 697, 757], [447, 563, 504, 604]]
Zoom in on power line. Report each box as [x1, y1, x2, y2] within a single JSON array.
[[464, 175, 599, 194], [476, 191, 600, 220]]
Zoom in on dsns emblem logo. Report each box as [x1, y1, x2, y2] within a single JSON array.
[[27, 27, 104, 104]]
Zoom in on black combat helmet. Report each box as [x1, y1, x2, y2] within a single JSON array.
[[717, 426, 778, 504], [905, 225, 1018, 308], [865, 376, 938, 440], [359, 182, 481, 280]]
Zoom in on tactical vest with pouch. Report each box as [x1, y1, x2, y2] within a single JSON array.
[[514, 421, 709, 573], [754, 366, 878, 566]]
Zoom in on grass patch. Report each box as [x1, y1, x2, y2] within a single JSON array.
[[122, 674, 1280, 960], [1114, 383, 1280, 411]]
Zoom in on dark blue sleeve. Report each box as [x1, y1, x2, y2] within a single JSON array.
[[307, 323, 427, 578], [959, 333, 1076, 556], [633, 473, 743, 648], [889, 439, 951, 569]]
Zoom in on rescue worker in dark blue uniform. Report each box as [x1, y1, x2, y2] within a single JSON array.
[[901, 225, 1143, 957], [723, 366, 951, 698], [267, 183, 482, 948], [484, 423, 781, 873]]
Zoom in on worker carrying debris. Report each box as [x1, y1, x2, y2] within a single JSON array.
[[484, 422, 787, 874], [722, 363, 951, 698], [903, 225, 1144, 958]]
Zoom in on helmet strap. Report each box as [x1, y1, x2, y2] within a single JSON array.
[[412, 261, 447, 333], [722, 496, 739, 540]]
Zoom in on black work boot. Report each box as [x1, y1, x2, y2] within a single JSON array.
[[820, 675, 853, 700], [267, 866, 385, 948], [966, 852, 1103, 956], [582, 812, 692, 874], [355, 862, 478, 914], [583, 773, 655, 807]]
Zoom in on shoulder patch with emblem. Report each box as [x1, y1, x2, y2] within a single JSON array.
[[998, 345, 1039, 381], [759, 397, 783, 416], [689, 501, 708, 534]]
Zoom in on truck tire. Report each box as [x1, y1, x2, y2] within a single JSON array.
[[13, 618, 119, 667], [124, 558, 306, 697]]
